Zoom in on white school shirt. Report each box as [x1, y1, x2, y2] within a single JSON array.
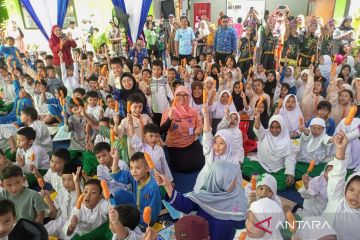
[[61, 62, 80, 97], [210, 100, 237, 119], [86, 105, 103, 121], [297, 174, 328, 218], [43, 169, 63, 192], [130, 135, 173, 182], [97, 161, 130, 193], [30, 120, 53, 153], [33, 92, 54, 115], [94, 134, 110, 145], [45, 189, 77, 239], [0, 124, 17, 152], [0, 80, 16, 104], [16, 144, 50, 173], [149, 76, 174, 113], [112, 227, 143, 240], [296, 133, 332, 164], [63, 199, 110, 239], [104, 107, 117, 119]]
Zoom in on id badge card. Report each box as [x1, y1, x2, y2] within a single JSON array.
[[189, 127, 194, 136]]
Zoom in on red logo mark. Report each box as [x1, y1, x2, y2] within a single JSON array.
[[254, 217, 272, 234]]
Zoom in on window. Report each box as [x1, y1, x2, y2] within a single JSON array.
[[19, 0, 77, 29]]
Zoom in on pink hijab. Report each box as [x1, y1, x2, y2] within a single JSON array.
[[173, 86, 198, 119]]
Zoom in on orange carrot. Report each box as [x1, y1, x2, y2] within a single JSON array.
[[286, 211, 297, 234], [101, 65, 108, 76], [37, 178, 45, 189], [72, 96, 80, 106], [277, 99, 283, 109], [76, 194, 84, 209], [239, 232, 246, 240], [239, 82, 243, 92], [98, 99, 103, 107], [307, 160, 316, 174], [311, 55, 315, 63], [101, 180, 111, 200], [228, 96, 233, 105], [110, 129, 115, 144], [298, 58, 302, 67], [126, 101, 131, 113], [114, 101, 119, 112], [144, 152, 155, 170], [13, 61, 16, 69], [172, 97, 178, 106], [345, 105, 357, 126], [256, 96, 264, 111], [251, 175, 256, 191], [31, 153, 35, 162], [203, 89, 208, 104], [299, 117, 303, 127], [15, 50, 20, 59], [143, 206, 152, 225], [213, 79, 217, 88]]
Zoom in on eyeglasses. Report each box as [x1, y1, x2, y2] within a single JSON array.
[[176, 94, 188, 98]]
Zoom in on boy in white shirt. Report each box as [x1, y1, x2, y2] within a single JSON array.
[[33, 80, 55, 124], [59, 51, 80, 96], [15, 127, 49, 188], [63, 179, 110, 239], [129, 123, 173, 183], [20, 107, 53, 153], [149, 59, 173, 125], [104, 95, 117, 119], [85, 91, 104, 121], [93, 142, 129, 194], [43, 163, 80, 239]]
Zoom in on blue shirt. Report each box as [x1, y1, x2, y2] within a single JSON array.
[[213, 27, 237, 54], [0, 45, 21, 68], [174, 27, 195, 55], [306, 117, 336, 136], [128, 48, 148, 66], [111, 171, 162, 226]]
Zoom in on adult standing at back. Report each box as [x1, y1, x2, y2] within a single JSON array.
[[174, 16, 196, 63], [213, 15, 237, 66], [49, 25, 77, 79]]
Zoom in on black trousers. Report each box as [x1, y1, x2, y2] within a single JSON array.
[[215, 52, 231, 66]]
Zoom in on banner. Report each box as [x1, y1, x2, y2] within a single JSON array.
[[193, 2, 211, 29]]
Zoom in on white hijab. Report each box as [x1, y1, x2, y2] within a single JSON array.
[[283, 66, 296, 88], [212, 90, 237, 118], [305, 118, 329, 153], [279, 94, 304, 132], [319, 55, 332, 82], [248, 198, 285, 240], [259, 115, 293, 158]]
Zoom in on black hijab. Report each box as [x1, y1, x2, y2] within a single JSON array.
[[232, 81, 245, 112], [264, 70, 277, 99], [191, 81, 203, 105], [339, 16, 354, 31]]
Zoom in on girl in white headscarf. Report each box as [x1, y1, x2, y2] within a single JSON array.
[[279, 94, 304, 138], [283, 66, 296, 89], [296, 118, 334, 178], [297, 162, 334, 218], [319, 55, 332, 84], [296, 69, 309, 104], [322, 131, 360, 240], [209, 90, 236, 119], [245, 173, 282, 207], [217, 110, 244, 163], [242, 115, 296, 191], [245, 198, 285, 239], [195, 105, 241, 192]]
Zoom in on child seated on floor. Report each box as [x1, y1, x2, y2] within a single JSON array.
[[43, 163, 81, 239], [33, 80, 55, 125], [209, 90, 237, 119], [104, 95, 117, 119], [321, 131, 360, 240], [0, 165, 47, 223], [297, 163, 333, 218], [46, 85, 69, 124], [45, 65, 63, 96], [0, 149, 12, 171], [64, 98, 99, 176], [93, 117, 111, 145], [93, 142, 129, 194], [85, 90, 104, 121], [295, 118, 334, 179], [117, 93, 152, 158], [109, 205, 157, 240], [32, 148, 70, 192], [15, 127, 49, 187], [245, 78, 271, 114], [129, 123, 173, 183], [111, 152, 161, 227], [0, 199, 48, 239], [63, 179, 110, 239], [305, 100, 336, 136], [245, 173, 282, 207], [154, 161, 247, 240], [245, 198, 284, 239], [242, 114, 296, 191]]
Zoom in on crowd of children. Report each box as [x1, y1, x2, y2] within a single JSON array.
[[0, 6, 360, 240]]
